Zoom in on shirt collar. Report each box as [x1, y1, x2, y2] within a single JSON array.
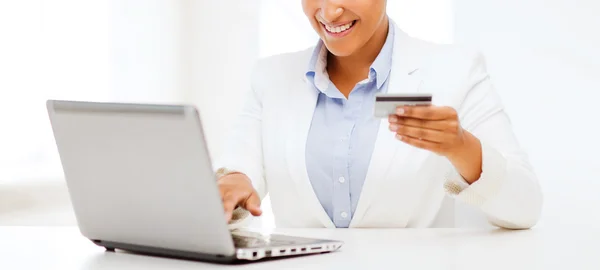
[[306, 42, 331, 92], [305, 19, 395, 92]]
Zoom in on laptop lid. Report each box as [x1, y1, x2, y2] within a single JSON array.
[[46, 100, 235, 257]]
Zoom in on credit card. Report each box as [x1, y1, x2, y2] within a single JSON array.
[[373, 93, 432, 118]]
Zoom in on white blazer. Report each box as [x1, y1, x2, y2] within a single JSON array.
[[216, 25, 543, 229]]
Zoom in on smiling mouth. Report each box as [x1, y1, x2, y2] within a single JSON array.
[[320, 20, 357, 35]]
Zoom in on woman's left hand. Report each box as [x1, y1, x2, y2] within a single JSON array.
[[388, 105, 483, 183]]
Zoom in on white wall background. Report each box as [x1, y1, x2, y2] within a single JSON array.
[[110, 0, 187, 104], [455, 0, 600, 227], [1, 0, 598, 228], [0, 0, 110, 182]]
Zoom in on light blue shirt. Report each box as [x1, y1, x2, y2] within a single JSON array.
[[305, 22, 394, 228]]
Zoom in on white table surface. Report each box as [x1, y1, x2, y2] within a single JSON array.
[[1, 226, 598, 270]]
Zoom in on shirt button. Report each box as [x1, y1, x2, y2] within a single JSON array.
[[338, 177, 346, 183], [340, 212, 348, 219]]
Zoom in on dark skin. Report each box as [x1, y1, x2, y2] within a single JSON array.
[[304, 0, 390, 97], [326, 18, 389, 97], [218, 0, 483, 222]]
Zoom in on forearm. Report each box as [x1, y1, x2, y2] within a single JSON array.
[[446, 113, 542, 228], [447, 131, 483, 184]]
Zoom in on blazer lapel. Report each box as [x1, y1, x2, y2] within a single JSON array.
[[284, 77, 336, 228], [350, 26, 431, 227]]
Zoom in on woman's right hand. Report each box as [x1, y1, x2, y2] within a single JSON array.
[[217, 173, 262, 222]]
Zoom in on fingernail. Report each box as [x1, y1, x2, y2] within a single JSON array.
[[396, 108, 405, 115], [389, 115, 398, 122], [396, 134, 403, 140], [390, 124, 398, 131]]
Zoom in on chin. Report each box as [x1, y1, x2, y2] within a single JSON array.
[[322, 43, 357, 57]]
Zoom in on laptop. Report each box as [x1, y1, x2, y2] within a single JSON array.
[[46, 100, 343, 263]]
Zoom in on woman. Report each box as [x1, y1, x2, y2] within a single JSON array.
[[215, 0, 542, 229]]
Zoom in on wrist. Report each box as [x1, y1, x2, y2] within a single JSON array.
[[215, 167, 243, 180], [446, 131, 483, 184]]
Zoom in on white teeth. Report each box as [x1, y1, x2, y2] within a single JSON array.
[[323, 21, 354, 34]]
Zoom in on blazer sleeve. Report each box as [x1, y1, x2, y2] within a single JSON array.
[[213, 63, 268, 227], [443, 52, 543, 229]]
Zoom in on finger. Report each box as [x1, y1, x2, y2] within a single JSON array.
[[242, 192, 263, 216], [391, 117, 448, 131], [397, 106, 457, 121], [396, 134, 439, 151], [222, 195, 238, 221], [392, 124, 448, 143]]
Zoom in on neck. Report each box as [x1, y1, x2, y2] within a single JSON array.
[[328, 16, 390, 80]]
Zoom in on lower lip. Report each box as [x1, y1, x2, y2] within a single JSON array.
[[322, 21, 356, 38]]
